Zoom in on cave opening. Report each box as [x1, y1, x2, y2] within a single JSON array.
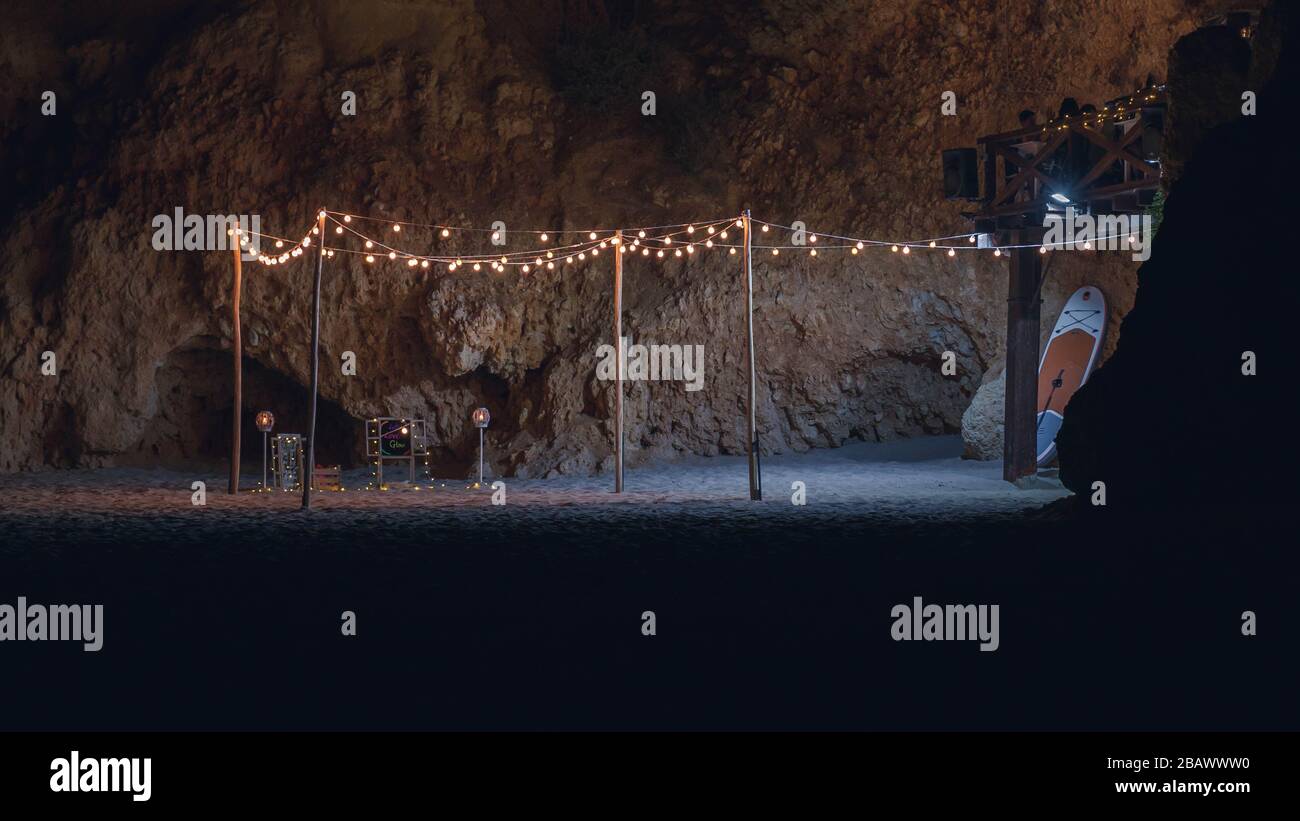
[[125, 339, 361, 473]]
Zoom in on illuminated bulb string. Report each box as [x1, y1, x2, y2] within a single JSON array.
[[244, 211, 1146, 270]]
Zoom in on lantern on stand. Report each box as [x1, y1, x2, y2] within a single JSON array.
[[255, 411, 275, 491], [471, 407, 490, 488]]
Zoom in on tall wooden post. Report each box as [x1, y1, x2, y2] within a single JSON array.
[[614, 229, 624, 493], [228, 241, 243, 494], [302, 210, 326, 510], [1003, 229, 1042, 482], [742, 211, 762, 500]]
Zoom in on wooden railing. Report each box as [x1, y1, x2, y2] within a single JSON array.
[[967, 87, 1165, 230]]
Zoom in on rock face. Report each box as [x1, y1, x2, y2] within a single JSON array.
[[0, 0, 1211, 476], [1057, 1, 1297, 507]]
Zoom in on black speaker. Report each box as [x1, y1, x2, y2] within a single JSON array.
[[942, 148, 979, 200]]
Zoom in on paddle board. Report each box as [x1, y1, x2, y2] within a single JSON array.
[[1036, 286, 1106, 466]]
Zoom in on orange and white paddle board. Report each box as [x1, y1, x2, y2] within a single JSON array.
[[1036, 286, 1106, 466]]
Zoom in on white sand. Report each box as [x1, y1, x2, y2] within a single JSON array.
[[0, 436, 1069, 523]]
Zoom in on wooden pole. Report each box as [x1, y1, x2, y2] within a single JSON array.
[[228, 241, 242, 494], [614, 229, 624, 493], [302, 210, 326, 510], [742, 211, 762, 500], [1003, 229, 1042, 482]]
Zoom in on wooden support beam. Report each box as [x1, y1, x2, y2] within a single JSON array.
[[742, 211, 762, 500], [302, 210, 326, 510], [1003, 230, 1042, 483], [228, 242, 242, 494], [614, 229, 624, 493]]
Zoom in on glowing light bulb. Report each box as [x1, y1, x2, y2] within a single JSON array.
[[441, 228, 450, 238], [336, 226, 344, 234], [761, 225, 769, 233], [994, 248, 1002, 257], [388, 251, 397, 260], [736, 219, 743, 227], [500, 256, 507, 264], [642, 248, 650, 256], [772, 249, 779, 256], [686, 245, 694, 254], [687, 225, 695, 233], [421, 260, 429, 268], [707, 226, 715, 234], [720, 231, 728, 240], [366, 254, 375, 263], [705, 239, 713, 248], [948, 248, 956, 257], [851, 247, 858, 255], [523, 264, 530, 273], [664, 237, 672, 245], [589, 232, 597, 240], [969, 234, 977, 243], [473, 263, 481, 271], [891, 245, 899, 252], [1083, 241, 1092, 250], [929, 241, 936, 248], [491, 232, 500, 242], [576, 253, 584, 261], [638, 230, 646, 238], [902, 246, 910, 255], [547, 261, 555, 270], [620, 246, 627, 254], [1039, 246, 1048, 254], [856, 241, 864, 250], [343, 215, 352, 223], [540, 233, 548, 242], [408, 258, 417, 267], [318, 210, 327, 219], [809, 234, 817, 243], [674, 249, 682, 257], [393, 224, 401, 232], [546, 251, 553, 258], [448, 263, 457, 271], [592, 248, 599, 256], [729, 248, 736, 255], [275, 240, 284, 248], [810, 248, 817, 256]]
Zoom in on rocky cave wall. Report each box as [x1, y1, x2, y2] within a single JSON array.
[[0, 0, 1222, 476]]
